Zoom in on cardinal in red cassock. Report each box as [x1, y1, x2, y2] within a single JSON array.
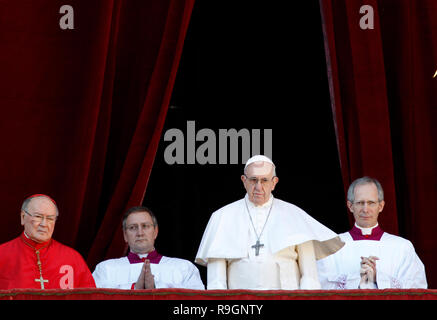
[[0, 194, 95, 289]]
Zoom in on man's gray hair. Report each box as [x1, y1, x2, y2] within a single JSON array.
[[347, 176, 384, 202], [21, 195, 59, 216]]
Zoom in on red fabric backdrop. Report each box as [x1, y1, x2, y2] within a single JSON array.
[[0, 0, 194, 269], [1, 0, 435, 290], [320, 0, 437, 288]]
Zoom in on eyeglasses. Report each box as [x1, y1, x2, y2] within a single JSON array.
[[126, 223, 155, 233], [24, 210, 57, 223], [244, 175, 275, 186], [353, 200, 379, 208]]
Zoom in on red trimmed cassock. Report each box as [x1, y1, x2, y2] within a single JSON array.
[[0, 233, 96, 289]]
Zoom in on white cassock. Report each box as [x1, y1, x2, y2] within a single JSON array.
[[317, 224, 428, 289], [195, 194, 344, 290], [93, 253, 205, 290]]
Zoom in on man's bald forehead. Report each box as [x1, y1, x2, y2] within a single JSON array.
[[22, 194, 59, 215], [28, 196, 55, 206]]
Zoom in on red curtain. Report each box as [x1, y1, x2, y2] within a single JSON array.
[[0, 0, 194, 269], [320, 0, 437, 288]]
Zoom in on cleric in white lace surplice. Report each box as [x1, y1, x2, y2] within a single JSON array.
[[317, 177, 427, 289], [317, 225, 427, 289]]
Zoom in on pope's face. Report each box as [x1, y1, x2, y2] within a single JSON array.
[[347, 183, 385, 228], [123, 211, 158, 254], [241, 161, 279, 206], [21, 197, 57, 243]]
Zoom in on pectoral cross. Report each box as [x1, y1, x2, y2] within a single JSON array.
[[35, 250, 49, 289], [251, 240, 264, 256], [35, 274, 49, 289]]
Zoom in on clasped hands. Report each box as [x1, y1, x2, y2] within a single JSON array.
[[134, 259, 155, 289], [359, 256, 379, 289]]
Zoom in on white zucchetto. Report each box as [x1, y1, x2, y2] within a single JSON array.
[[244, 155, 275, 169]]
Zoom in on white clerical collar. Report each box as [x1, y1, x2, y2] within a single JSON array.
[[132, 249, 155, 259], [245, 193, 274, 209], [355, 223, 379, 235]]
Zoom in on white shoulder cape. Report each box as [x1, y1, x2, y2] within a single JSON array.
[[195, 197, 344, 265]]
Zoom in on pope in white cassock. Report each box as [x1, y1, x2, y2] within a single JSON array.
[[317, 177, 427, 289], [195, 155, 345, 290], [93, 206, 204, 290]]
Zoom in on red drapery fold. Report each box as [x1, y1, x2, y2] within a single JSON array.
[[319, 0, 398, 232], [0, 0, 194, 270], [86, 0, 196, 266], [320, 0, 437, 288]]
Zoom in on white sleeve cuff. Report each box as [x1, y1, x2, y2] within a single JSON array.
[[207, 258, 227, 289], [300, 276, 322, 290], [297, 241, 321, 289]]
